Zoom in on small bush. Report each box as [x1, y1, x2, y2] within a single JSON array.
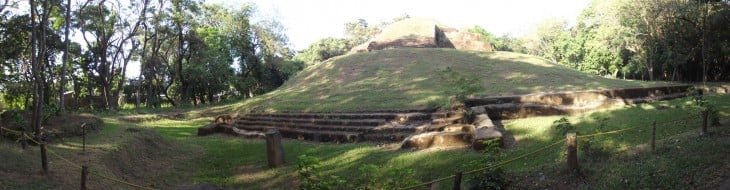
[[688, 88, 721, 126], [353, 165, 420, 190], [579, 138, 610, 162], [296, 154, 421, 190], [296, 154, 346, 190], [463, 138, 510, 190], [551, 117, 574, 138]]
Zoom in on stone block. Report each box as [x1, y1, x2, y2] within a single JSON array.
[[472, 127, 503, 150], [401, 131, 472, 149]]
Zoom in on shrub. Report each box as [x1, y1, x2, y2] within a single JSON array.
[[296, 154, 346, 190], [551, 117, 574, 138], [297, 154, 421, 190], [687, 87, 720, 126], [463, 138, 510, 190]]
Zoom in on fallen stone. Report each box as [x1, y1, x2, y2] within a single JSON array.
[[472, 126, 504, 150], [470, 106, 487, 114], [443, 124, 475, 133], [197, 123, 223, 136], [230, 127, 265, 138], [473, 114, 494, 128], [401, 131, 472, 149]]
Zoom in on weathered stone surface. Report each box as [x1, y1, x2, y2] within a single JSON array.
[[443, 124, 475, 133], [473, 114, 494, 128], [470, 106, 486, 114], [472, 127, 504, 150], [197, 123, 223, 136], [465, 85, 692, 107], [349, 18, 492, 53], [465, 85, 693, 119], [229, 127, 265, 138], [266, 129, 285, 168], [401, 131, 472, 149]]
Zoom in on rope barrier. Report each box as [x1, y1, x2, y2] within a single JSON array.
[[400, 139, 566, 190], [0, 110, 709, 190], [399, 112, 704, 189], [90, 171, 157, 190], [1, 126, 157, 190]]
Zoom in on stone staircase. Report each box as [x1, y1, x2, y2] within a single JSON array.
[[199, 111, 444, 143], [198, 110, 506, 150]]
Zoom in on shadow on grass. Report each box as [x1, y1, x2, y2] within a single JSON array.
[[501, 94, 730, 189]]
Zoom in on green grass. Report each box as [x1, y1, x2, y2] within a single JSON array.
[[2, 94, 728, 189], [128, 94, 728, 189], [145, 117, 484, 188], [232, 48, 673, 113]]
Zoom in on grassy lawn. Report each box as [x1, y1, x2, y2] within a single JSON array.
[[137, 94, 729, 189], [2, 94, 728, 189], [232, 48, 673, 113]]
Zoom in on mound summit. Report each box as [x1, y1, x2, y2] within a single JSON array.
[[350, 18, 493, 53]]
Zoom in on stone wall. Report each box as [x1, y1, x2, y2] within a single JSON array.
[[467, 85, 693, 119]]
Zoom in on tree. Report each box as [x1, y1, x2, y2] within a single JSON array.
[[29, 0, 51, 175], [58, 0, 71, 111], [294, 37, 352, 66]]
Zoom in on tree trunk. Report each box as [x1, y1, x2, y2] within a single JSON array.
[[176, 16, 187, 106], [30, 0, 49, 175], [59, 0, 71, 112], [701, 3, 711, 83]]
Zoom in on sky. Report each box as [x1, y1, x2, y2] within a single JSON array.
[[110, 0, 591, 79], [207, 0, 591, 50]]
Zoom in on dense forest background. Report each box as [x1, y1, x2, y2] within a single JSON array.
[[0, 0, 728, 113]]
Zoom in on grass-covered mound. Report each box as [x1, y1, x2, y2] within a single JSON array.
[[235, 48, 670, 112]]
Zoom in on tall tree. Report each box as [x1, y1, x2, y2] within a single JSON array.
[[29, 0, 51, 175], [58, 0, 71, 111]]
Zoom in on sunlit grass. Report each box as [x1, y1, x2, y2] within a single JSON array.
[[118, 94, 727, 189], [231, 48, 674, 113]]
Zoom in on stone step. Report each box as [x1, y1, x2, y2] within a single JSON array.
[[244, 112, 431, 121], [431, 115, 463, 125], [234, 120, 376, 132], [362, 132, 414, 142], [235, 125, 362, 143], [237, 116, 387, 126]]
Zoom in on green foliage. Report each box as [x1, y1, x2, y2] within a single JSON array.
[[467, 26, 496, 45], [579, 138, 610, 162], [296, 154, 420, 190], [296, 154, 347, 190], [344, 19, 376, 45], [294, 38, 355, 66], [510, 0, 730, 81], [463, 138, 510, 190], [551, 117, 574, 137], [688, 88, 721, 126]]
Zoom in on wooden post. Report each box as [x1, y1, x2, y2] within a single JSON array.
[[81, 165, 88, 190], [265, 129, 285, 168], [566, 133, 578, 173], [651, 120, 657, 152], [40, 140, 48, 175], [701, 110, 708, 136], [21, 132, 27, 149], [81, 123, 86, 153], [429, 181, 440, 190], [452, 170, 462, 190]]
